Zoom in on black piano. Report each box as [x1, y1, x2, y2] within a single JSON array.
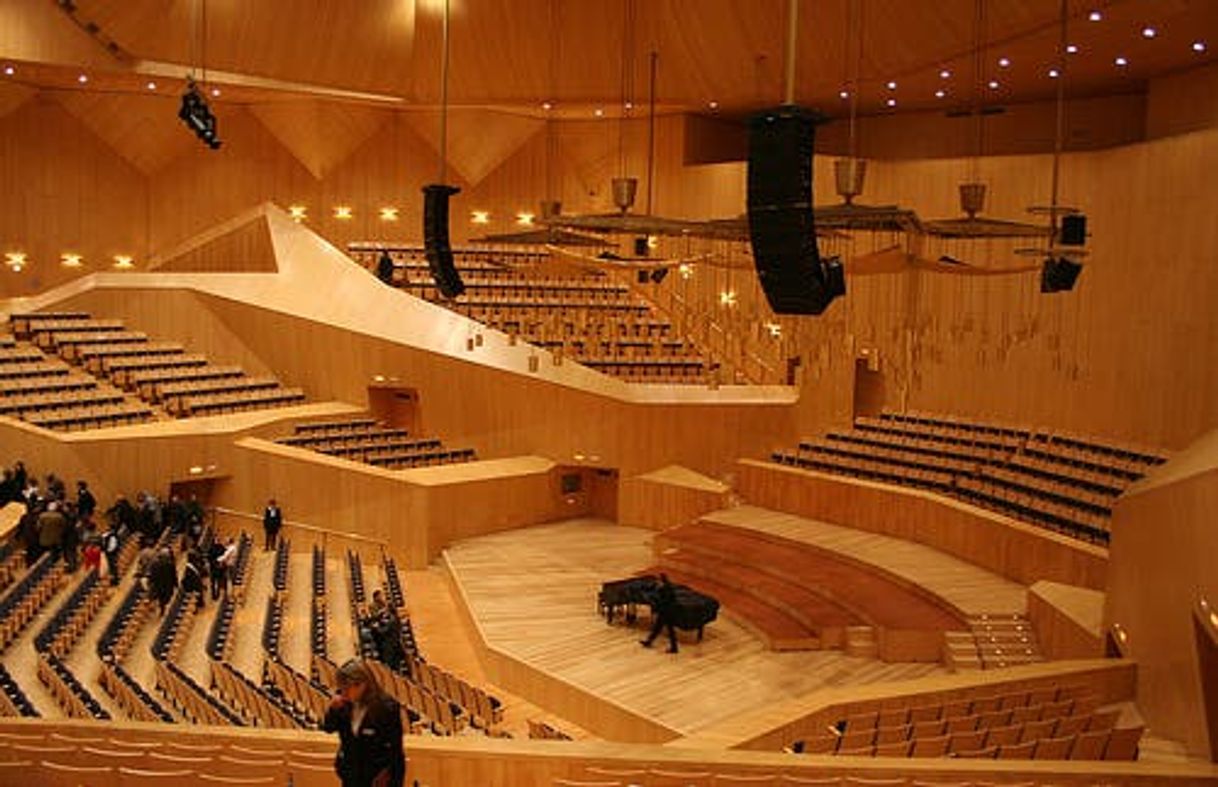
[[598, 574, 719, 640]]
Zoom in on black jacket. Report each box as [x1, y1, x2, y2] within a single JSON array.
[[322, 693, 406, 787]]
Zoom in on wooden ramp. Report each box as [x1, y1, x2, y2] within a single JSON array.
[[443, 519, 945, 740]]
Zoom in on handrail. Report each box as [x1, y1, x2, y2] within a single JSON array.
[[209, 507, 389, 563]]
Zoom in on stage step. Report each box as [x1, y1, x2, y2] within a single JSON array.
[[844, 626, 878, 659]]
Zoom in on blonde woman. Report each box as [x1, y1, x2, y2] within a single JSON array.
[[322, 658, 407, 787]]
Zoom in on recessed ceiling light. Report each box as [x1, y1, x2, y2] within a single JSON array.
[[885, 98, 896, 107], [146, 81, 157, 91], [60, 253, 83, 268], [886, 80, 897, 90], [1088, 10, 1102, 22], [988, 80, 1000, 89], [1066, 44, 1079, 54], [998, 57, 1011, 68], [939, 69, 951, 79], [624, 101, 633, 110], [210, 87, 220, 97], [935, 89, 946, 98], [839, 90, 849, 99], [1048, 68, 1061, 78], [1142, 27, 1157, 39], [2, 66, 13, 76], [1193, 41, 1208, 53], [708, 100, 718, 110], [1115, 56, 1129, 67], [77, 74, 88, 84], [593, 108, 604, 117], [541, 101, 553, 110]]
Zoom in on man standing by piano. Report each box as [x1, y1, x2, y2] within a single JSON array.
[[640, 573, 680, 654]]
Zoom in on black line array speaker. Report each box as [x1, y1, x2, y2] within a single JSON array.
[[1040, 257, 1083, 293], [1060, 213, 1087, 246], [422, 183, 465, 299], [747, 105, 844, 315]]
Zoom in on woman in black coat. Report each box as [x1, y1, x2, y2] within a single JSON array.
[[322, 659, 406, 787]]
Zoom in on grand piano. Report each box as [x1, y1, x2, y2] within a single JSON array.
[[598, 574, 719, 640]]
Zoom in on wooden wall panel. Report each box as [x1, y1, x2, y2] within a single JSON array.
[[618, 466, 731, 531], [1028, 581, 1105, 661], [1105, 426, 1218, 758]]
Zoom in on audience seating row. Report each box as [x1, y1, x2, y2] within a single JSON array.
[[278, 418, 478, 472], [0, 552, 68, 652]]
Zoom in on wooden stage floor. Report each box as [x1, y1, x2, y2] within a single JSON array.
[[444, 519, 949, 738]]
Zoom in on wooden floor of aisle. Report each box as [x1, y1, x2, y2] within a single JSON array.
[[443, 519, 947, 738]]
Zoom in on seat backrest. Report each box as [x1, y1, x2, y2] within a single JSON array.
[[910, 735, 949, 758], [1070, 729, 1109, 760], [998, 740, 1037, 760], [1103, 726, 1144, 760]]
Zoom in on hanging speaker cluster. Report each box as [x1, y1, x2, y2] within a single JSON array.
[[1041, 214, 1087, 294], [178, 79, 221, 150], [746, 106, 844, 316], [422, 184, 465, 299]]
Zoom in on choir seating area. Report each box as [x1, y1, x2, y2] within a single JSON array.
[[10, 311, 306, 421], [651, 521, 967, 657], [276, 418, 477, 470], [772, 411, 1168, 546], [348, 245, 720, 385]]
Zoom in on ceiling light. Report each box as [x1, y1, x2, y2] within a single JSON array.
[[885, 98, 896, 107], [288, 205, 307, 222], [719, 290, 736, 306], [998, 57, 1011, 68], [379, 206, 399, 222], [210, 87, 221, 97], [939, 69, 951, 79], [678, 263, 693, 278], [1048, 68, 1061, 78], [60, 253, 83, 268], [838, 90, 849, 99], [624, 101, 633, 110], [4, 252, 26, 272], [988, 80, 1000, 89], [766, 323, 782, 338], [113, 255, 134, 269], [145, 81, 157, 90], [333, 206, 353, 220], [470, 210, 490, 224], [593, 108, 604, 117], [2, 66, 13, 76], [541, 101, 553, 111], [708, 100, 719, 110], [1142, 27, 1156, 39], [77, 74, 88, 84], [935, 89, 946, 98], [1193, 41, 1207, 53], [1115, 56, 1129, 67], [886, 80, 897, 90], [516, 212, 535, 226], [1066, 44, 1079, 54], [1088, 10, 1102, 22]]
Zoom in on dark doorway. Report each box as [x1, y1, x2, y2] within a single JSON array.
[[852, 356, 886, 418], [368, 385, 420, 433]]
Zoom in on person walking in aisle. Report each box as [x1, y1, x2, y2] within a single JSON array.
[[263, 498, 282, 551], [322, 659, 406, 787]]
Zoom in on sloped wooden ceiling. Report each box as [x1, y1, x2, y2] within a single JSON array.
[[249, 100, 389, 180], [0, 82, 34, 119], [402, 109, 544, 187], [53, 91, 195, 175]]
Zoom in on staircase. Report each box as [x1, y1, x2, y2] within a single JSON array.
[[945, 613, 1043, 672]]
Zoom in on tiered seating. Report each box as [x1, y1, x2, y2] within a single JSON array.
[[349, 245, 718, 383], [0, 320, 152, 431], [772, 411, 1168, 546], [228, 532, 253, 602], [278, 418, 476, 470], [791, 684, 1142, 762], [0, 553, 69, 652], [14, 311, 307, 419], [34, 568, 112, 720], [97, 579, 175, 723], [310, 545, 327, 660], [528, 718, 573, 740], [0, 663, 37, 717]]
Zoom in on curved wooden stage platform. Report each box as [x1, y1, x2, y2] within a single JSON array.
[[441, 518, 1022, 742]]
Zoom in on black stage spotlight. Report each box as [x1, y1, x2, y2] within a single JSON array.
[[178, 79, 221, 150], [650, 267, 669, 284], [1040, 256, 1083, 293]]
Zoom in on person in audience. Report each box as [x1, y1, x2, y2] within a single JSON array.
[[101, 523, 122, 586], [45, 473, 65, 502], [11, 461, 26, 496], [369, 589, 388, 619], [376, 249, 396, 285], [640, 573, 680, 654], [215, 537, 239, 598], [323, 659, 406, 787], [106, 493, 136, 535], [181, 550, 205, 610], [60, 503, 80, 571], [37, 500, 68, 561], [19, 504, 41, 563], [22, 477, 40, 509], [0, 468, 15, 505], [75, 480, 96, 522], [371, 605, 406, 671], [208, 537, 228, 599], [185, 493, 205, 547], [82, 537, 102, 575], [148, 546, 178, 615], [263, 498, 283, 551]]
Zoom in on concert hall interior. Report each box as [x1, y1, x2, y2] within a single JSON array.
[[2, 0, 1218, 785]]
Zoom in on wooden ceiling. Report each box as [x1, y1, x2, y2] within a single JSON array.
[[1, 0, 1215, 116]]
